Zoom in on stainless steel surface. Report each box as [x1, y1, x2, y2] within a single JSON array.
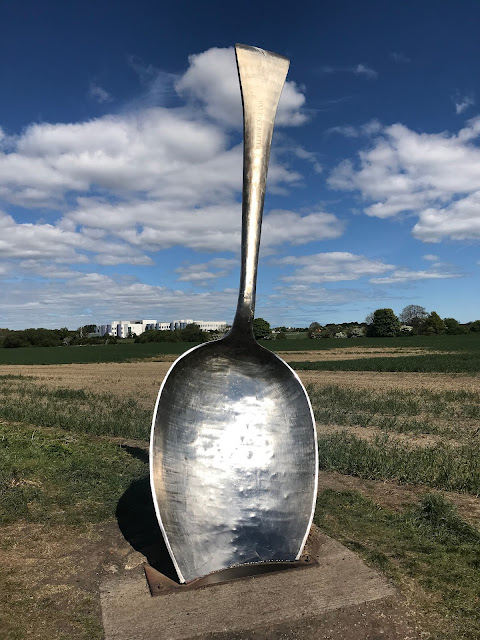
[[150, 44, 318, 584]]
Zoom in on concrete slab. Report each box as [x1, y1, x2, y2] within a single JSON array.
[[100, 526, 419, 640]]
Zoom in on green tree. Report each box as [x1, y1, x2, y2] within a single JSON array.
[[368, 308, 400, 337], [253, 318, 271, 340], [422, 311, 445, 335], [307, 322, 322, 338], [468, 320, 480, 332], [181, 323, 209, 342], [3, 335, 28, 348], [443, 318, 468, 335], [399, 305, 428, 327]]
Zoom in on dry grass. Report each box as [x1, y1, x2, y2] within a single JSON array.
[[276, 347, 448, 361], [317, 471, 480, 528]]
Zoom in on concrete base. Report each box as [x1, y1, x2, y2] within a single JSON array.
[[100, 526, 419, 640]]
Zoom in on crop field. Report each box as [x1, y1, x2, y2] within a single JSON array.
[[1, 332, 479, 365], [1, 335, 479, 639]]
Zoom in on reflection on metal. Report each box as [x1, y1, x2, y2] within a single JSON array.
[[150, 44, 318, 583]]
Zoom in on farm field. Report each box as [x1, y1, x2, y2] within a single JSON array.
[[1, 338, 479, 639], [1, 332, 479, 365]]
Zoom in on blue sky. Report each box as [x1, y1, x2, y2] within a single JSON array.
[[1, 0, 479, 329]]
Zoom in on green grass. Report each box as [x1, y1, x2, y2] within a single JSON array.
[[0, 420, 145, 639], [317, 432, 480, 493], [1, 332, 479, 364], [308, 384, 480, 437], [293, 351, 480, 373], [0, 341, 199, 365], [273, 332, 480, 352], [315, 489, 480, 640], [0, 422, 147, 525], [0, 380, 151, 439]]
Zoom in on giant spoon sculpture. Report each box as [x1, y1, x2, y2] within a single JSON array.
[[150, 44, 318, 583]]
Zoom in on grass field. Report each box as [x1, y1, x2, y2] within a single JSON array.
[[0, 332, 479, 365], [1, 337, 479, 638]]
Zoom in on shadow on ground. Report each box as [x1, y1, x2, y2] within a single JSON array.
[[116, 475, 178, 582]]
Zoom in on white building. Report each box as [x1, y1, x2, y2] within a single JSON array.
[[93, 319, 227, 337]]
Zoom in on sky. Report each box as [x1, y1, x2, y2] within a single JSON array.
[[1, 0, 480, 330]]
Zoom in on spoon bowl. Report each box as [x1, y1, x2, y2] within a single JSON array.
[[151, 334, 317, 583]]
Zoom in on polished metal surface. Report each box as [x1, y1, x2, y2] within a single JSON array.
[[150, 44, 318, 584]]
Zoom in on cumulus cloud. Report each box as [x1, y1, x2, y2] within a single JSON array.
[[0, 47, 306, 210], [0, 45, 341, 327], [176, 47, 307, 127], [277, 252, 393, 284], [0, 271, 238, 329], [328, 117, 480, 240], [0, 210, 151, 265], [413, 191, 480, 242], [275, 251, 462, 287], [176, 258, 237, 284], [62, 201, 343, 255]]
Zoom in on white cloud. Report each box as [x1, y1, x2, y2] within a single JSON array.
[[175, 258, 237, 283], [422, 254, 439, 261], [268, 284, 380, 310], [290, 146, 323, 173], [175, 46, 307, 128], [454, 94, 474, 115], [328, 117, 480, 240], [326, 120, 381, 138], [413, 191, 480, 242], [326, 125, 359, 138], [262, 210, 344, 251], [353, 64, 378, 79], [370, 269, 462, 285], [278, 252, 393, 284], [0, 46, 345, 328], [320, 64, 378, 79], [0, 48, 306, 211], [390, 52, 411, 63], [64, 201, 343, 255], [0, 272, 238, 329], [89, 82, 112, 104], [0, 210, 151, 265]]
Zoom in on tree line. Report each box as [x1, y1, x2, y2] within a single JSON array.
[[1, 306, 479, 349], [365, 305, 480, 338]]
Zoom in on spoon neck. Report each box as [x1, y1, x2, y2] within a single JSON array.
[[232, 141, 271, 336], [231, 45, 289, 337]]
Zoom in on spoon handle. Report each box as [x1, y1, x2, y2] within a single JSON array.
[[231, 44, 289, 338]]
